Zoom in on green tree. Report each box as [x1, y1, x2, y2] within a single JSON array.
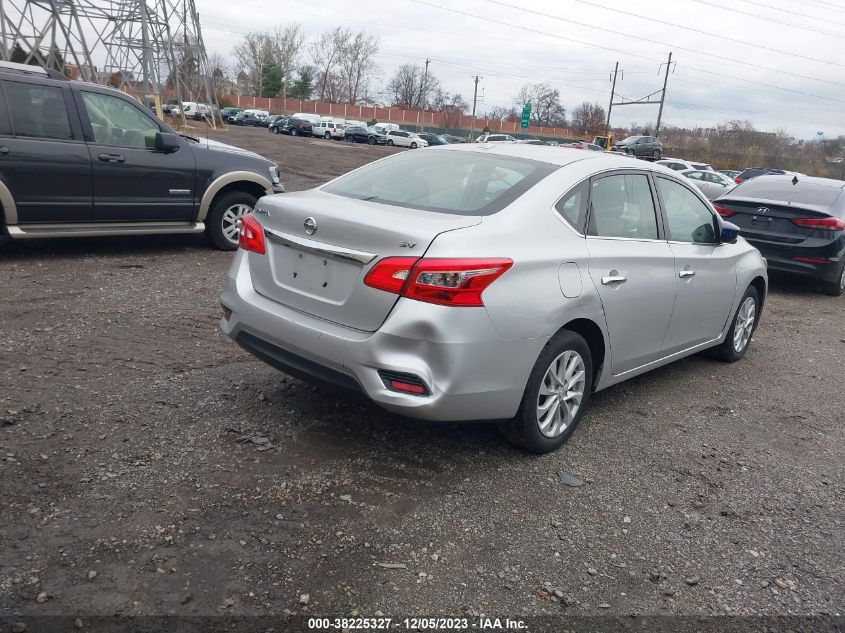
[[290, 65, 316, 100], [260, 62, 282, 97]]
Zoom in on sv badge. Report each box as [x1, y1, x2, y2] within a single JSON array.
[[399, 241, 417, 248]]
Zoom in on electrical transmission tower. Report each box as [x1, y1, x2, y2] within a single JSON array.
[[0, 0, 218, 121]]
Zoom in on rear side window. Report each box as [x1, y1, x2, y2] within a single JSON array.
[[323, 150, 558, 216], [4, 80, 72, 140], [555, 181, 589, 232], [588, 174, 658, 240]]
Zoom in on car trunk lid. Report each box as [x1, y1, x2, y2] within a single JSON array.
[[246, 190, 481, 331], [715, 198, 835, 245]]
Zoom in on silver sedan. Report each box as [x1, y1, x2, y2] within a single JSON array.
[[220, 146, 767, 453], [681, 168, 737, 200]]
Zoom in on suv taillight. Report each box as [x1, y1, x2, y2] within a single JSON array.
[[791, 217, 845, 231], [714, 205, 735, 218], [364, 257, 513, 307], [238, 213, 265, 254]]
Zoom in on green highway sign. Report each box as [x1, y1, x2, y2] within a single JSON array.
[[521, 103, 531, 128]]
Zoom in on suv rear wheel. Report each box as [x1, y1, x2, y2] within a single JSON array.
[[206, 190, 258, 251], [821, 261, 845, 297], [324, 132, 331, 139]]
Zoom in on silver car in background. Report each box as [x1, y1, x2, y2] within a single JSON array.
[[220, 146, 767, 453], [680, 168, 738, 200]]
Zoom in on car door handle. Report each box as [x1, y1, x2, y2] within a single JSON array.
[[601, 273, 627, 285], [679, 269, 696, 279], [0, 146, 9, 155], [98, 153, 125, 163]]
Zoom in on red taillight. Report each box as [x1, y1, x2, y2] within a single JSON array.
[[714, 205, 735, 218], [734, 177, 742, 184], [390, 380, 426, 394], [238, 213, 265, 254], [790, 216, 845, 231], [363, 256, 418, 294], [793, 256, 833, 265], [364, 257, 513, 307]]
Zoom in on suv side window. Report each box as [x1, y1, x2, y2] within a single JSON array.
[[655, 177, 717, 244], [588, 174, 658, 240], [4, 80, 73, 140], [554, 180, 589, 233], [81, 91, 160, 149], [0, 84, 11, 135]]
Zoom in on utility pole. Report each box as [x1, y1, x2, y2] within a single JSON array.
[[420, 58, 431, 131], [470, 74, 480, 140], [655, 52, 672, 138], [605, 62, 619, 136]]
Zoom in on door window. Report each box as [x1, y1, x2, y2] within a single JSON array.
[[588, 174, 659, 240], [685, 171, 704, 181], [4, 80, 73, 140], [81, 91, 160, 149], [655, 177, 718, 244]]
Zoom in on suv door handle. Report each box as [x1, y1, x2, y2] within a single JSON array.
[[679, 269, 696, 279], [98, 153, 125, 163], [0, 146, 9, 155], [601, 273, 627, 285]]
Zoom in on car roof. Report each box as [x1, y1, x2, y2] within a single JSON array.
[[428, 142, 672, 169]]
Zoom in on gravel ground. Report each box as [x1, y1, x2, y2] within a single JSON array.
[[1, 127, 843, 627]]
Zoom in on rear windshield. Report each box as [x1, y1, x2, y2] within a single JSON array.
[[322, 150, 558, 216], [734, 177, 844, 210]]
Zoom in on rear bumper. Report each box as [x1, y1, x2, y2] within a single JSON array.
[[748, 238, 844, 282], [219, 250, 546, 422]]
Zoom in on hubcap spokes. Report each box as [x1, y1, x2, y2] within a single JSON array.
[[222, 204, 252, 243], [733, 296, 756, 352], [537, 350, 586, 438]]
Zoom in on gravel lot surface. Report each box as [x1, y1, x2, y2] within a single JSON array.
[[1, 127, 843, 626]]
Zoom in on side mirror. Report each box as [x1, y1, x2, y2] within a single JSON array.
[[720, 220, 740, 244], [154, 131, 181, 153]]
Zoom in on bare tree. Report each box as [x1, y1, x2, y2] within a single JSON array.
[[570, 101, 606, 136], [272, 23, 304, 100], [512, 82, 566, 127], [206, 51, 228, 89], [486, 105, 518, 122], [386, 63, 440, 109], [310, 27, 351, 101], [232, 32, 274, 96], [340, 31, 380, 105]]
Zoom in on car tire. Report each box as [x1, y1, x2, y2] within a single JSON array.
[[821, 261, 845, 296], [652, 150, 661, 159], [387, 139, 394, 146], [368, 136, 375, 145], [625, 148, 633, 155], [206, 190, 258, 251], [501, 330, 593, 454], [325, 132, 331, 139], [410, 142, 418, 149], [711, 285, 760, 362], [291, 129, 298, 137]]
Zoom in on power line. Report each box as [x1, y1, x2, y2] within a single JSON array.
[[574, 0, 845, 68], [477, 0, 845, 87], [732, 0, 845, 27], [690, 0, 845, 38]]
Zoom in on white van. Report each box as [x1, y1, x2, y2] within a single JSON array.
[[292, 113, 322, 125], [374, 122, 400, 134]]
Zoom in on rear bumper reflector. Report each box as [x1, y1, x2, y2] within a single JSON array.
[[378, 370, 430, 396], [793, 256, 833, 265]]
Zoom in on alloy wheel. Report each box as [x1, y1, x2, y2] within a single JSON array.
[[733, 296, 756, 353], [221, 203, 252, 245], [840, 266, 845, 291], [536, 350, 586, 438]]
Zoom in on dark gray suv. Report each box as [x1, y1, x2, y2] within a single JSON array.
[[0, 61, 284, 250], [613, 135, 662, 159]]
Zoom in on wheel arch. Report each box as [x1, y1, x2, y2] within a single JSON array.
[[749, 275, 767, 324], [197, 172, 273, 223], [556, 317, 607, 389], [0, 179, 18, 225]]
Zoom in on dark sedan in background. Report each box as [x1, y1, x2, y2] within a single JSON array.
[[715, 175, 845, 295], [343, 125, 388, 144], [269, 116, 289, 133], [417, 132, 447, 146]]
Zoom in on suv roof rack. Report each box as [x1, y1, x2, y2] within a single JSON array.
[[0, 60, 67, 80]]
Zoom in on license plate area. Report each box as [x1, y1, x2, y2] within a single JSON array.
[[268, 242, 361, 303]]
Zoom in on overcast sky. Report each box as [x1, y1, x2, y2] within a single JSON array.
[[198, 0, 845, 139]]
